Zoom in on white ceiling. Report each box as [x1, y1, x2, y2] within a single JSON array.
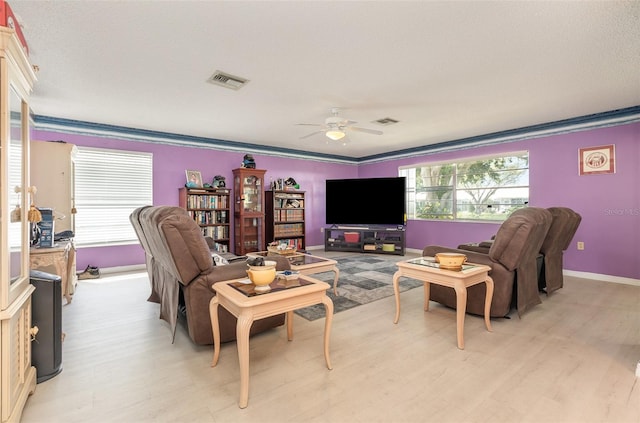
[[10, 1, 640, 158]]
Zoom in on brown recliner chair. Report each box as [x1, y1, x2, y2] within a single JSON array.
[[458, 207, 581, 296], [422, 207, 552, 318], [129, 205, 160, 303], [131, 206, 289, 345], [539, 207, 582, 294]]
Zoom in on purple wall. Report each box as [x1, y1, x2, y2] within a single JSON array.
[[360, 122, 640, 280], [34, 121, 639, 279], [32, 130, 358, 270]]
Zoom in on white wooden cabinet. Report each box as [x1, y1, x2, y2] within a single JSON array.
[[0, 27, 37, 423], [31, 140, 77, 233]]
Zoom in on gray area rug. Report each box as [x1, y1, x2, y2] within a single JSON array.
[[294, 255, 423, 321]]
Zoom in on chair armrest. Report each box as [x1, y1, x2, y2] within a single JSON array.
[[457, 243, 491, 254], [204, 261, 250, 283]]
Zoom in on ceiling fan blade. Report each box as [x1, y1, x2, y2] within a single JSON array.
[[348, 126, 383, 135], [296, 123, 322, 127], [300, 130, 325, 139]]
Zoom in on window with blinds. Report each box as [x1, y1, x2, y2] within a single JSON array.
[[400, 151, 529, 221], [74, 147, 153, 246]]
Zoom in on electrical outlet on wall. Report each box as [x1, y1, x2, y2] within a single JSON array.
[[577, 241, 584, 250]]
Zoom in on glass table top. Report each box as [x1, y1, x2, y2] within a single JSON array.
[[230, 273, 312, 297], [405, 257, 478, 272], [252, 252, 330, 266]]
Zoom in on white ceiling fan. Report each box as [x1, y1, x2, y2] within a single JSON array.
[[297, 108, 383, 141]]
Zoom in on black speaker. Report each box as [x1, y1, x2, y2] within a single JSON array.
[[30, 269, 63, 383]]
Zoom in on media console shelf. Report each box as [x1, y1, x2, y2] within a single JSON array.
[[324, 227, 405, 255]]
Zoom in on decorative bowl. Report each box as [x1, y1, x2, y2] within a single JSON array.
[[277, 270, 299, 281], [246, 266, 277, 292], [246, 260, 277, 292], [434, 253, 467, 268]]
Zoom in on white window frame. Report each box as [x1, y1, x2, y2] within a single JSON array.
[[74, 147, 152, 247], [399, 151, 529, 222]]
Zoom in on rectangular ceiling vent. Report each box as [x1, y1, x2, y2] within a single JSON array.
[[373, 117, 399, 126], [207, 70, 249, 90]]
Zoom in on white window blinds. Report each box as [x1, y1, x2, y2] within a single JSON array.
[[74, 147, 153, 246]]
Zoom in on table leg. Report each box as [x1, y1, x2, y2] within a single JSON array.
[[484, 275, 494, 332], [321, 295, 334, 370], [286, 311, 294, 341], [236, 313, 254, 409], [332, 266, 340, 295], [393, 270, 402, 324], [423, 281, 431, 311], [209, 296, 220, 367], [454, 282, 467, 350]]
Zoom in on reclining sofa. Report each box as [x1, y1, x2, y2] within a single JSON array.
[[423, 207, 552, 318], [130, 205, 289, 345]]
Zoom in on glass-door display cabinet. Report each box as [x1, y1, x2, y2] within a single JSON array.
[[232, 168, 266, 255], [0, 27, 38, 423]]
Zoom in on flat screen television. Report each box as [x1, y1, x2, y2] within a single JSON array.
[[325, 177, 406, 227]]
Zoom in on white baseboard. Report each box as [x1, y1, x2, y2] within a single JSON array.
[[563, 269, 640, 287], [96, 264, 146, 275]]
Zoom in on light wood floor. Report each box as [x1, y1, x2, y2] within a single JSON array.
[[21, 252, 640, 423]]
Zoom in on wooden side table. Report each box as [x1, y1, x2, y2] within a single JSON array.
[[30, 240, 77, 304], [248, 251, 340, 294], [210, 274, 333, 408], [393, 257, 494, 349]]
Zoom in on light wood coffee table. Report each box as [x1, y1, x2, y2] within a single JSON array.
[[393, 257, 494, 349], [248, 251, 340, 294], [209, 274, 334, 408]]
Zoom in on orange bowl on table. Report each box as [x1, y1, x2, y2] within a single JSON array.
[[434, 253, 467, 268]]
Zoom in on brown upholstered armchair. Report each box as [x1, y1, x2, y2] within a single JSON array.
[[130, 206, 289, 345], [422, 207, 552, 318]]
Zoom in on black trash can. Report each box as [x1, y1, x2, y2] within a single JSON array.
[[30, 269, 63, 383]]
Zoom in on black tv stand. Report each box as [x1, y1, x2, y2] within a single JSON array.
[[324, 226, 405, 255]]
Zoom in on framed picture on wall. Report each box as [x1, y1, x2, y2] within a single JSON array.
[[579, 145, 615, 175], [185, 170, 203, 187]]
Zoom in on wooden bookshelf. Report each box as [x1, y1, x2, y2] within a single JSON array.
[[265, 190, 306, 250], [179, 187, 231, 253]]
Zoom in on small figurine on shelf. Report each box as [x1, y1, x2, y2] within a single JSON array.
[[241, 154, 256, 169], [212, 175, 226, 188], [284, 177, 300, 190]]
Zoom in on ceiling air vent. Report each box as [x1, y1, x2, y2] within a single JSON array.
[[207, 70, 249, 90], [372, 117, 399, 126]]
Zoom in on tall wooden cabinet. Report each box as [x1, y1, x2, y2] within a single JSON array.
[[232, 168, 266, 255], [265, 190, 306, 250], [179, 187, 231, 253], [31, 140, 77, 233], [0, 27, 38, 423]]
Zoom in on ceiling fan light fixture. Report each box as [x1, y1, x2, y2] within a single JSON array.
[[326, 130, 345, 141]]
